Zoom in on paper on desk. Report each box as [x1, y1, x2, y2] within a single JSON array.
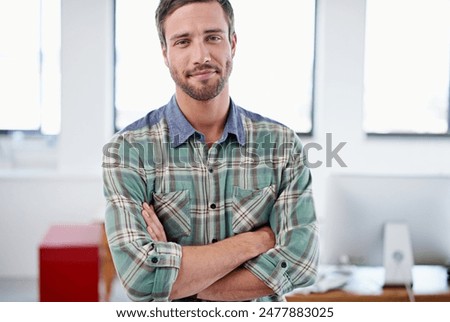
[[289, 265, 354, 294]]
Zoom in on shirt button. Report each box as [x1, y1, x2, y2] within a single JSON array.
[[281, 261, 287, 268], [210, 204, 217, 210], [151, 257, 158, 264], [208, 167, 213, 173]]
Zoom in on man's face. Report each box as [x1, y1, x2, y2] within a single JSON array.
[[162, 1, 236, 101]]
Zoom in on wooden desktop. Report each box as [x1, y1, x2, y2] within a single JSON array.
[[286, 265, 450, 302]]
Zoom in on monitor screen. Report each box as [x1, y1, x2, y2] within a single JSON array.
[[320, 174, 450, 266]]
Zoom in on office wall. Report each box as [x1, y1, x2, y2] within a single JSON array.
[[0, 0, 113, 277], [0, 174, 104, 276], [0, 0, 449, 277]]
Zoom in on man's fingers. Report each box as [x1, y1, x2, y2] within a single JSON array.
[[146, 204, 166, 232], [143, 203, 168, 242], [142, 206, 152, 226], [145, 221, 157, 240], [142, 208, 159, 239], [142, 203, 168, 242]]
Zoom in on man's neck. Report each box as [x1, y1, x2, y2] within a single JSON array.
[[175, 88, 230, 145]]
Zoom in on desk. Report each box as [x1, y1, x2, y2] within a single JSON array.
[[286, 266, 450, 302]]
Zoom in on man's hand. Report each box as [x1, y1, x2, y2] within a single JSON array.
[[142, 202, 167, 242]]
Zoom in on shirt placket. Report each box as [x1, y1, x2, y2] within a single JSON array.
[[191, 137, 214, 244], [206, 143, 221, 244]]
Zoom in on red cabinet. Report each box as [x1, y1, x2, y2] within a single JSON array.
[[39, 224, 102, 302]]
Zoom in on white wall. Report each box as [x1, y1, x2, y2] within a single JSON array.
[[0, 0, 114, 277], [0, 174, 105, 276], [0, 0, 449, 277]]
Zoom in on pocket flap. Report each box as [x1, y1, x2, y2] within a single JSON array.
[[232, 185, 276, 234], [152, 190, 191, 240]]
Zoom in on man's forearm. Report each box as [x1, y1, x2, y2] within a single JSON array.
[[169, 227, 274, 300], [197, 267, 274, 301]]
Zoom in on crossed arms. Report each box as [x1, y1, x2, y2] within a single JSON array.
[[141, 203, 275, 301]]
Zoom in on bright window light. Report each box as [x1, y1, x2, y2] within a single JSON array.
[[363, 0, 450, 134], [0, 0, 61, 135]]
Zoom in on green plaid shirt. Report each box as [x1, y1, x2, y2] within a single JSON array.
[[103, 96, 318, 302]]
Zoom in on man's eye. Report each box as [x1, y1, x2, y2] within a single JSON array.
[[208, 35, 221, 42], [175, 40, 189, 47]]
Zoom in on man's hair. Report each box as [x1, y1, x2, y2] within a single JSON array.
[[155, 0, 235, 48]]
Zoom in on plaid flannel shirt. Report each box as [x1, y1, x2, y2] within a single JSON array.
[[103, 96, 318, 301]]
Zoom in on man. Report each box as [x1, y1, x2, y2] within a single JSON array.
[[103, 0, 318, 302]]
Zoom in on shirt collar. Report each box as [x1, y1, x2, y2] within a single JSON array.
[[165, 95, 246, 148]]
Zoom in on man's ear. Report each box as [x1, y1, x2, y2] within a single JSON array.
[[231, 32, 237, 58]]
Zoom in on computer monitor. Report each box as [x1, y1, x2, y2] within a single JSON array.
[[320, 174, 450, 266]]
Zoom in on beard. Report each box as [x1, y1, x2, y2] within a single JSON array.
[[169, 59, 233, 101]]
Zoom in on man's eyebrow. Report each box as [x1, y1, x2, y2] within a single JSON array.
[[204, 28, 226, 35], [169, 29, 226, 41], [169, 32, 190, 41]]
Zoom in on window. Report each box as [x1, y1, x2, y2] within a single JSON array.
[[115, 0, 317, 134], [363, 0, 450, 135], [0, 0, 61, 135]]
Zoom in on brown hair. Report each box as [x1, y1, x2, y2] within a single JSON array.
[[155, 0, 235, 48]]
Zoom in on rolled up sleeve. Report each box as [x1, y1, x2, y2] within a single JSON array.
[[244, 137, 319, 297], [103, 133, 182, 301]]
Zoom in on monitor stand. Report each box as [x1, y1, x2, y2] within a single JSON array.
[[383, 222, 414, 287]]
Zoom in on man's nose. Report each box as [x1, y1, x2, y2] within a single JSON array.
[[193, 42, 211, 65]]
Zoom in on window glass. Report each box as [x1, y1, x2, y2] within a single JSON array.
[[363, 0, 450, 134], [0, 0, 61, 135]]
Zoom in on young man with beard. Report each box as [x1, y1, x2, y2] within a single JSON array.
[[103, 0, 318, 302]]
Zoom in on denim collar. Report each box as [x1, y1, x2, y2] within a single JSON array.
[[165, 95, 246, 148]]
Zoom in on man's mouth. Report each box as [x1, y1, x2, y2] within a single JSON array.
[[188, 69, 217, 80]]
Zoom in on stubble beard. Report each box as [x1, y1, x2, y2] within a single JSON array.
[[170, 60, 233, 101]]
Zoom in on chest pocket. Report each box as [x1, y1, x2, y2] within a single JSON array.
[[232, 185, 277, 234], [152, 190, 191, 242]]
